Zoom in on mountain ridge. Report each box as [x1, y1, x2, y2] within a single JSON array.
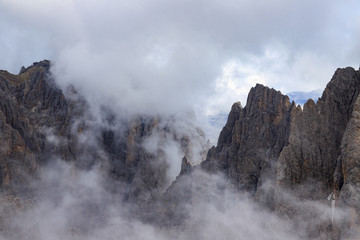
[[1, 61, 360, 239]]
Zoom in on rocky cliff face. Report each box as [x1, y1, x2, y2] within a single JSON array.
[[195, 66, 360, 238], [201, 84, 295, 208], [0, 60, 72, 194], [334, 93, 360, 239], [277, 67, 360, 194], [271, 68, 359, 238], [0, 61, 209, 238], [0, 61, 205, 204], [1, 61, 360, 239]]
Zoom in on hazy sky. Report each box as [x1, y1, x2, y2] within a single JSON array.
[[0, 0, 359, 123]]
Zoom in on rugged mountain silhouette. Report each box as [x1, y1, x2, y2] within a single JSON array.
[[0, 61, 360, 239]]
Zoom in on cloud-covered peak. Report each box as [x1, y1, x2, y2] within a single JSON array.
[[0, 0, 359, 139]]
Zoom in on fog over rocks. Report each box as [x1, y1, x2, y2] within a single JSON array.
[[1, 62, 360, 239]]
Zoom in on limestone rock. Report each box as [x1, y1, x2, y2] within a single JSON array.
[[2, 60, 360, 238], [334, 94, 360, 239], [201, 84, 294, 208], [274, 68, 360, 237], [0, 60, 73, 194], [195, 67, 360, 238], [0, 61, 205, 206]]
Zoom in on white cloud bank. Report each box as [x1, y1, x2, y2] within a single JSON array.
[[0, 0, 359, 139]]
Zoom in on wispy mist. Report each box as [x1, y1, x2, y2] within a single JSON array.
[[0, 0, 359, 239], [0, 158, 345, 240], [1, 0, 359, 125]]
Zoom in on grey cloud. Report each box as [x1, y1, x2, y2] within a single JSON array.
[[1, 1, 358, 238], [2, 160, 344, 240], [0, 0, 359, 138]]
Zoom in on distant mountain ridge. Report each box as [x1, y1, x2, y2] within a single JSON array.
[[287, 89, 323, 105]]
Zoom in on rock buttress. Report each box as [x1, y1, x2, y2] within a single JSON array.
[[201, 84, 295, 208]]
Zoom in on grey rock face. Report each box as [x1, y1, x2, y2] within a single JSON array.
[[201, 84, 295, 207], [334, 94, 360, 239], [103, 116, 202, 204], [277, 67, 360, 195], [0, 61, 204, 205], [2, 60, 360, 238], [0, 60, 73, 194], [274, 68, 360, 238], [197, 67, 360, 237]]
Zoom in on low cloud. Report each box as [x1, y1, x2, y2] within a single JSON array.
[[1, 0, 359, 128], [0, 159, 344, 240]]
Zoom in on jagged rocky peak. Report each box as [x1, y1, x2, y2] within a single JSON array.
[[245, 83, 292, 115], [0, 60, 208, 204], [161, 83, 297, 226], [191, 66, 360, 238], [2, 60, 360, 238], [20, 60, 51, 72], [201, 83, 295, 198], [277, 67, 360, 196], [216, 101, 242, 149], [0, 60, 72, 193]]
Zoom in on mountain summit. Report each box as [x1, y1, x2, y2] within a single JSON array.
[[0, 62, 360, 239]]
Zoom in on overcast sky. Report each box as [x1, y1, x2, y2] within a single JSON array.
[[1, 0, 359, 138]]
